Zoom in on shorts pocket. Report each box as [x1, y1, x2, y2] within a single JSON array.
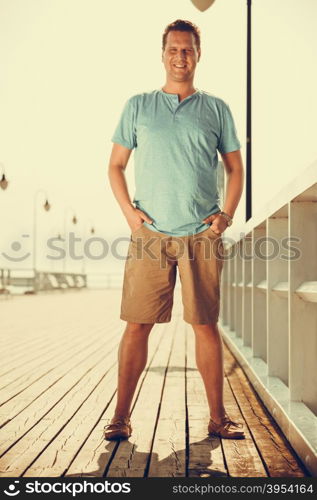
[[208, 226, 221, 237], [131, 223, 144, 236]]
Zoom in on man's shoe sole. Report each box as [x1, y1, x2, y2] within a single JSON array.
[[104, 430, 132, 441], [208, 430, 245, 439]]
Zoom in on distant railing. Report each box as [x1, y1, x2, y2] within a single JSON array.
[[0, 269, 182, 296], [0, 268, 87, 296]]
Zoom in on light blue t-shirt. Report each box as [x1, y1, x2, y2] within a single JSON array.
[[111, 88, 241, 236]]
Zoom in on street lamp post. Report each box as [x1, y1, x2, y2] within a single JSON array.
[[33, 189, 51, 292], [81, 220, 95, 275], [63, 206, 78, 273], [191, 0, 252, 221], [49, 226, 63, 272], [246, 0, 252, 221]]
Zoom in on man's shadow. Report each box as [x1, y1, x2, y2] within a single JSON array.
[[66, 436, 228, 477]]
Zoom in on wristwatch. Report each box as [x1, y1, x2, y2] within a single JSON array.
[[218, 211, 233, 226]]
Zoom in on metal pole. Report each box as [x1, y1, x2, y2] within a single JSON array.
[[33, 189, 49, 292], [63, 206, 77, 273], [81, 220, 95, 275], [246, 0, 252, 221]]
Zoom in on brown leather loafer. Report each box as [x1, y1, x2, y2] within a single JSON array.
[[208, 414, 245, 439], [104, 416, 132, 441]]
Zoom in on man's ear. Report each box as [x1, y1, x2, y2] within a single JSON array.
[[197, 49, 201, 62]]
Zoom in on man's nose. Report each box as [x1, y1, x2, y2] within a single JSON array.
[[175, 50, 187, 58]]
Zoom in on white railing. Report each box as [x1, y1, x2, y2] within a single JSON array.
[[219, 159, 317, 476], [0, 269, 87, 295]]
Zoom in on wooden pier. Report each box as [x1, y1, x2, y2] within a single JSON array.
[[0, 290, 310, 477]]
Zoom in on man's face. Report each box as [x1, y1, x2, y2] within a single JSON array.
[[162, 30, 201, 83]]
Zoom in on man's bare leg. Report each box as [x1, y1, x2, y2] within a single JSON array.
[[113, 322, 155, 419], [192, 322, 226, 423]]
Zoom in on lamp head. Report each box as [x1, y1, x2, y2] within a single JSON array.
[[0, 174, 8, 190], [44, 199, 51, 211], [191, 0, 216, 11]]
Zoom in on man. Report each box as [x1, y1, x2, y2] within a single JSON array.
[[105, 20, 245, 441]]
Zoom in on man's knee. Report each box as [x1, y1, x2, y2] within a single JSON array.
[[191, 322, 219, 334], [125, 322, 155, 335]]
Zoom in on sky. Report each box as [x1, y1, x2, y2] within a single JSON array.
[[0, 0, 316, 277]]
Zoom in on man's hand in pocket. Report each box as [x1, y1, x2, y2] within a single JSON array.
[[202, 213, 228, 235], [125, 205, 153, 233]]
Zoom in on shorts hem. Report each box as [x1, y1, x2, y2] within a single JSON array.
[[120, 315, 171, 324], [183, 316, 219, 325]]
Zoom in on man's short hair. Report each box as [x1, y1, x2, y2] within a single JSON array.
[[162, 19, 201, 51]]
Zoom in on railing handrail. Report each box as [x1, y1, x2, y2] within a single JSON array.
[[226, 158, 317, 244]]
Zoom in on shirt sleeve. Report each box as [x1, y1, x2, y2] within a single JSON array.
[[217, 101, 241, 154], [111, 96, 137, 150]]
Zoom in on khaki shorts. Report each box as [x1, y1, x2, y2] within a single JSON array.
[[120, 223, 224, 325]]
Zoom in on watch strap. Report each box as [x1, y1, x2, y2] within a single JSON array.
[[219, 211, 233, 225]]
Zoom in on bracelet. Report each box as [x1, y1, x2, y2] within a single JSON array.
[[219, 211, 233, 226]]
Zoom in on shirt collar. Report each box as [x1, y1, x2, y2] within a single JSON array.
[[158, 88, 201, 101]]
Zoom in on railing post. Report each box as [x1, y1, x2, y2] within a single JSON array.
[[242, 232, 252, 347], [252, 223, 267, 360], [289, 199, 317, 407], [267, 206, 289, 384]]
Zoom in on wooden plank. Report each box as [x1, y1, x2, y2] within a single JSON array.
[[0, 341, 119, 476], [23, 369, 118, 477], [0, 318, 118, 378], [0, 290, 310, 478], [0, 318, 118, 369], [147, 316, 186, 477], [0, 342, 114, 424], [187, 324, 267, 477], [0, 328, 90, 388], [0, 321, 117, 391], [0, 323, 118, 418], [220, 376, 267, 477], [0, 327, 120, 455], [26, 312, 163, 477], [0, 290, 126, 476], [1, 336, 53, 367], [224, 346, 308, 477], [186, 323, 227, 477], [0, 291, 119, 375], [65, 320, 175, 477]]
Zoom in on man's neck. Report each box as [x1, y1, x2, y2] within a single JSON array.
[[161, 81, 197, 101]]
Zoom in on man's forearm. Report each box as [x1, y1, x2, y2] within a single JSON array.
[[108, 166, 134, 217], [222, 168, 244, 219]]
